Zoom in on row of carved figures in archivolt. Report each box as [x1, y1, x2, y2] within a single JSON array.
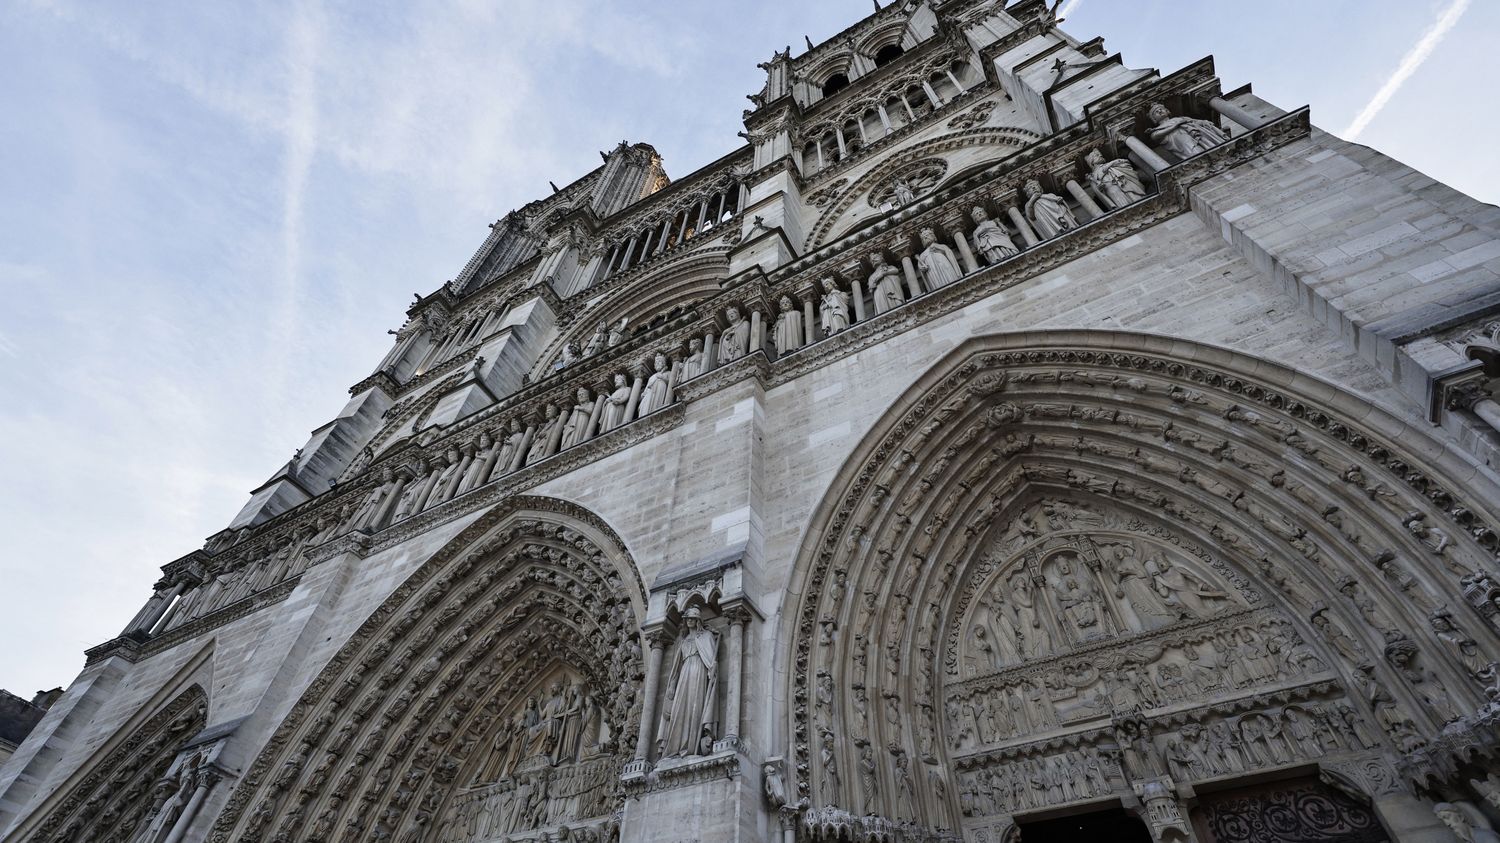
[[436, 754, 620, 843]]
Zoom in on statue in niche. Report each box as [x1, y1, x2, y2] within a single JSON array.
[[558, 341, 580, 369], [607, 317, 628, 347], [820, 284, 850, 336], [495, 419, 525, 474], [1431, 606, 1490, 680], [1352, 663, 1423, 751], [969, 206, 1018, 264], [1434, 802, 1500, 843], [1084, 148, 1146, 208], [560, 388, 593, 450], [819, 726, 841, 800], [638, 353, 672, 416], [583, 320, 607, 357], [1008, 572, 1045, 658], [1146, 102, 1229, 159], [893, 752, 917, 819], [719, 306, 750, 363], [1384, 638, 1463, 724], [858, 744, 879, 814], [1022, 179, 1077, 239], [916, 227, 963, 289], [527, 405, 561, 464], [682, 337, 707, 380], [602, 373, 632, 431], [892, 178, 917, 207], [773, 295, 803, 355], [1050, 555, 1113, 641], [869, 253, 906, 314], [1101, 543, 1178, 630], [1145, 553, 1231, 618], [133, 752, 202, 843], [657, 607, 719, 757], [347, 467, 397, 532]]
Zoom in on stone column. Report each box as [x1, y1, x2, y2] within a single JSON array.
[[1125, 135, 1172, 173], [624, 368, 647, 423], [704, 331, 719, 370], [1065, 179, 1105, 219], [162, 769, 220, 843], [750, 310, 765, 354], [123, 583, 176, 636], [802, 297, 817, 346], [900, 255, 923, 299], [409, 465, 443, 513], [443, 449, 474, 503], [370, 470, 411, 530], [1208, 96, 1262, 131], [584, 393, 608, 440], [722, 609, 748, 747], [634, 633, 669, 763], [478, 437, 505, 484], [946, 220, 980, 274], [511, 424, 536, 472], [851, 278, 868, 323], [1006, 207, 1040, 246], [151, 583, 194, 634], [544, 409, 566, 457]]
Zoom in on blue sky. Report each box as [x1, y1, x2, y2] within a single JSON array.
[[0, 0, 1494, 696]]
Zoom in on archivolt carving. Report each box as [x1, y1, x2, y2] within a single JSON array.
[[780, 332, 1500, 839], [207, 497, 645, 842], [28, 686, 208, 843]]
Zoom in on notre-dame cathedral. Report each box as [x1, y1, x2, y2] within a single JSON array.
[[7, 1, 1500, 841]]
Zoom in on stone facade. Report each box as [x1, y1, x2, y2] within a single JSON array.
[[5, 1, 1500, 841]]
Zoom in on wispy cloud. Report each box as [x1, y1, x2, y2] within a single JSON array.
[[1343, 0, 1471, 140], [1058, 0, 1084, 20]]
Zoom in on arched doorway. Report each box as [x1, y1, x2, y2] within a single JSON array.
[[778, 332, 1500, 842], [207, 497, 646, 842]]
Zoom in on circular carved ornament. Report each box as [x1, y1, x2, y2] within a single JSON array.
[[868, 158, 948, 209]]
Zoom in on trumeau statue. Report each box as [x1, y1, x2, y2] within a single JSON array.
[[1084, 148, 1146, 208], [916, 227, 963, 289], [970, 205, 1019, 263], [638, 353, 672, 416], [1023, 178, 1077, 239], [657, 607, 719, 758], [869, 253, 906, 314], [1147, 101, 1229, 159], [773, 295, 803, 355], [719, 306, 750, 362], [602, 373, 632, 430], [820, 284, 850, 336]]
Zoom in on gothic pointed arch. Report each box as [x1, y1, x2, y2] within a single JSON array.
[[779, 331, 1500, 841], [207, 496, 647, 843], [25, 685, 209, 843]]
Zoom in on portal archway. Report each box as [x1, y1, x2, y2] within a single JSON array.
[[208, 496, 646, 842], [780, 332, 1500, 841]]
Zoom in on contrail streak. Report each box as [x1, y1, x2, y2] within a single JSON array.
[[1344, 0, 1470, 140]]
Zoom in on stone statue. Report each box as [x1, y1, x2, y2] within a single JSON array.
[[495, 419, 525, 476], [682, 338, 707, 380], [132, 753, 201, 843], [763, 761, 788, 809], [1147, 102, 1229, 159], [820, 285, 850, 336], [638, 353, 672, 416], [602, 374, 632, 431], [1008, 572, 1044, 657], [819, 727, 840, 799], [869, 253, 905, 315], [1050, 555, 1111, 640], [1145, 554, 1230, 618], [773, 295, 803, 355], [892, 178, 917, 207], [583, 320, 607, 357], [526, 405, 560, 464], [1104, 544, 1177, 630], [558, 341, 580, 369], [1085, 149, 1146, 208], [607, 317, 628, 347], [719, 306, 750, 363], [657, 607, 719, 757], [560, 388, 593, 450], [1431, 606, 1489, 679], [970, 206, 1019, 263], [1023, 179, 1077, 239], [1434, 802, 1500, 843], [916, 227, 963, 289]]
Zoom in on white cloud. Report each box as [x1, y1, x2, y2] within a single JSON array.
[[1343, 0, 1471, 140]]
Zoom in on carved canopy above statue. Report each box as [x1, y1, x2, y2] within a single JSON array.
[[780, 332, 1500, 842]]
